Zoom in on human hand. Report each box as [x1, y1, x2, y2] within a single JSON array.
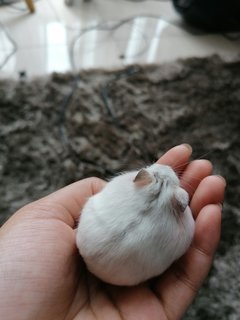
[[0, 144, 225, 320]]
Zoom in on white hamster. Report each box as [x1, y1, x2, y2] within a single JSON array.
[[76, 163, 195, 286]]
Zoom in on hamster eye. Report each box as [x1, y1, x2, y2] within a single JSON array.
[[153, 173, 164, 184], [153, 172, 159, 182], [153, 173, 164, 193]]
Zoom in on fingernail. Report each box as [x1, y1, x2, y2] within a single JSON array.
[[182, 143, 192, 153]]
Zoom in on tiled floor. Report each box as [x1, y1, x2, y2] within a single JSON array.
[[0, 0, 240, 78]]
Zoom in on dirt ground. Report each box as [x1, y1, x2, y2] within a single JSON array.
[[0, 55, 240, 319]]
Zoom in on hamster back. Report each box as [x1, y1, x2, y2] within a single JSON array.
[[76, 164, 195, 286]]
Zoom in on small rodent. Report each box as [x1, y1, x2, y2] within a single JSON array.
[[76, 163, 195, 286]]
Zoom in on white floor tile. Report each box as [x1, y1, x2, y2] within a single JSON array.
[[47, 0, 102, 29], [72, 29, 122, 70], [95, 0, 175, 21], [0, 24, 14, 51], [0, 0, 240, 78], [0, 46, 71, 78]]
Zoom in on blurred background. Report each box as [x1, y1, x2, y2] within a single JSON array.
[[1, 0, 240, 78]]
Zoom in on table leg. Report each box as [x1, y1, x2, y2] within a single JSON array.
[[25, 0, 35, 13]]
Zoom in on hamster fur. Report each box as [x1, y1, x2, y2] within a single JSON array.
[[76, 163, 195, 286]]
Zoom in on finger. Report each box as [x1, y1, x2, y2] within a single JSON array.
[[17, 145, 191, 227], [154, 204, 222, 320], [17, 177, 106, 227], [190, 175, 226, 218], [180, 160, 213, 198], [157, 144, 192, 173]]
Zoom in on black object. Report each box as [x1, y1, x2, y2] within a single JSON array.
[[173, 0, 240, 31]]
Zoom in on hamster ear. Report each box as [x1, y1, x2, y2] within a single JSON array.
[[133, 169, 153, 187]]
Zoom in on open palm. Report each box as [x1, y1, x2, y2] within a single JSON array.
[[0, 145, 225, 320]]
